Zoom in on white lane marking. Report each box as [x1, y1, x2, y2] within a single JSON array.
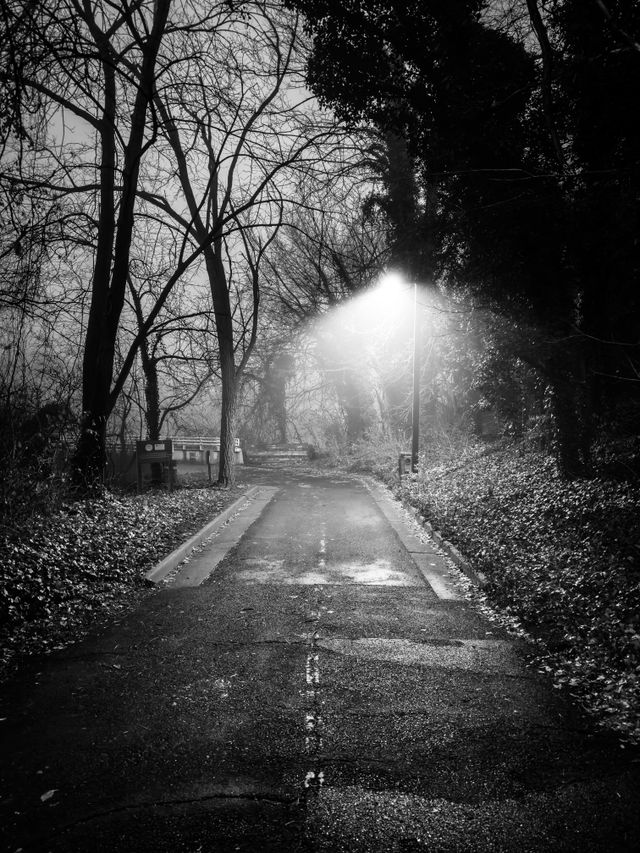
[[304, 710, 323, 751], [318, 522, 327, 569], [304, 647, 324, 791], [305, 653, 320, 686], [304, 770, 325, 789]]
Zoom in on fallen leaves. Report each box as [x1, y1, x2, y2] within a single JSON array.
[[0, 485, 246, 678], [393, 436, 640, 746]]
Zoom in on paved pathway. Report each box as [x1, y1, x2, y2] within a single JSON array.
[[1, 469, 639, 851]]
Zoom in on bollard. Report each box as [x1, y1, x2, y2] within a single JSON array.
[[398, 452, 412, 478]]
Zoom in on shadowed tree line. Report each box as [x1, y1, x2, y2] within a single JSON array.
[[2, 0, 639, 492], [285, 0, 640, 477]]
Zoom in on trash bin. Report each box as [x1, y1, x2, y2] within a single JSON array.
[[398, 452, 413, 477]]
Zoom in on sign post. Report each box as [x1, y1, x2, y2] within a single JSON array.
[[136, 439, 174, 492]]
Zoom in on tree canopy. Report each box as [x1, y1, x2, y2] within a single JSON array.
[[287, 0, 640, 476]]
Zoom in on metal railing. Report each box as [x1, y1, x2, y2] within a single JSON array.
[[171, 436, 241, 448]]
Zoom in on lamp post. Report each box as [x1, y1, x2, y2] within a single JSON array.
[[411, 280, 420, 473], [377, 272, 421, 475]]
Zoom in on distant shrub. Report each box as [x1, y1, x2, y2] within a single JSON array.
[[319, 433, 405, 483]]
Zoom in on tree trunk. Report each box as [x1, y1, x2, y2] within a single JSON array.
[[204, 239, 238, 487], [71, 41, 117, 492], [144, 371, 160, 442], [71, 0, 170, 492], [547, 343, 592, 478], [74, 409, 109, 493], [217, 348, 238, 487], [140, 346, 160, 442], [74, 315, 119, 491], [265, 352, 292, 444]]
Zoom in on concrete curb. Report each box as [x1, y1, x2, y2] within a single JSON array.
[[414, 511, 488, 588], [362, 476, 488, 589], [145, 486, 260, 584], [401, 502, 488, 588]]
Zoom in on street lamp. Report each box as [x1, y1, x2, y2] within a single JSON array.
[[411, 278, 420, 473], [378, 272, 421, 473]]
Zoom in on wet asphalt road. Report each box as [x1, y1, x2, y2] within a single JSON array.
[[1, 467, 639, 852]]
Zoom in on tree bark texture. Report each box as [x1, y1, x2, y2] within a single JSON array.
[[142, 354, 161, 442], [205, 238, 238, 486], [217, 348, 238, 487]]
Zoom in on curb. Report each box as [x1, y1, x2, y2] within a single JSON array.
[[145, 486, 260, 584], [415, 513, 488, 588], [365, 476, 488, 590], [392, 493, 487, 589]]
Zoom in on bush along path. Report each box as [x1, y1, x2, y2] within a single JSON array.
[[390, 439, 640, 747], [0, 483, 248, 681]]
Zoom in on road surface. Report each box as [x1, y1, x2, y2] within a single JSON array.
[[1, 468, 639, 851]]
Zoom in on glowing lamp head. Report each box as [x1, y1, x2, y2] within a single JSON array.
[[377, 271, 406, 294]]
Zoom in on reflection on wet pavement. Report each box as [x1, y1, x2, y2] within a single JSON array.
[[236, 557, 422, 586]]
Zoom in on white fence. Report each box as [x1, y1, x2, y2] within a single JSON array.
[[171, 436, 243, 465]]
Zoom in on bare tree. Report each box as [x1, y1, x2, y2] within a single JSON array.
[[1, 0, 365, 489], [143, 2, 346, 484], [126, 271, 216, 441], [1, 0, 175, 489]]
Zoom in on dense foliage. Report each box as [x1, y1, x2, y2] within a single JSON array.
[[288, 0, 640, 477]]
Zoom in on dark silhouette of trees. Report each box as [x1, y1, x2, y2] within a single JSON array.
[[287, 0, 640, 476], [1, 1, 354, 488], [1, 0, 173, 489]]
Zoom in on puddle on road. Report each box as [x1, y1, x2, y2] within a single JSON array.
[[238, 557, 285, 571], [316, 637, 523, 674], [235, 558, 420, 586]]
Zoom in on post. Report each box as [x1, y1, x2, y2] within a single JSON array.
[[411, 281, 420, 473]]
